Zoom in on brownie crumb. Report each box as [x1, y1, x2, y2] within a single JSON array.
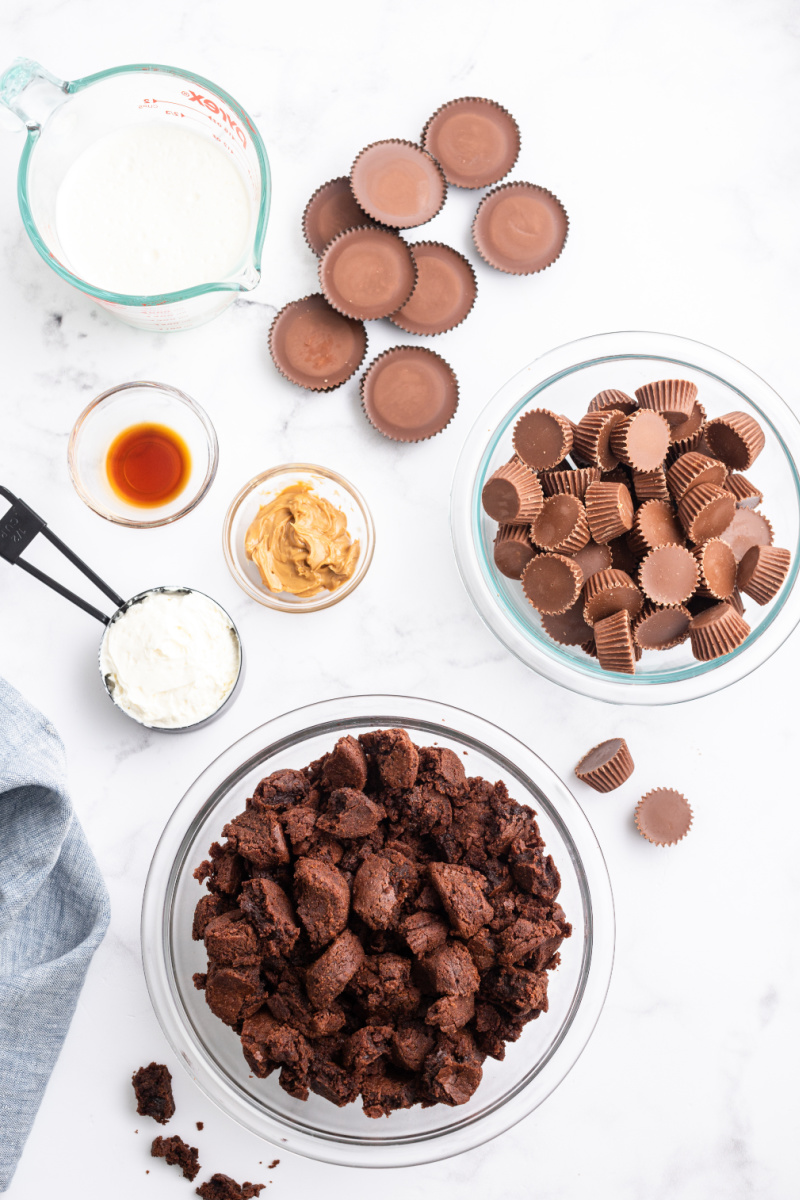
[[152, 1134, 201, 1181], [132, 1062, 175, 1125], [267, 1159, 280, 1169], [196, 1121, 204, 1131], [195, 1175, 265, 1200]]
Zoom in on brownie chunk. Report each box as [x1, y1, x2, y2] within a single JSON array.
[[222, 809, 289, 870], [132, 1062, 175, 1125], [251, 769, 308, 810], [425, 992, 475, 1034], [417, 746, 467, 796], [240, 1009, 311, 1081], [294, 858, 350, 947], [352, 851, 416, 931], [421, 1030, 484, 1106], [195, 1175, 264, 1200], [419, 941, 479, 996], [151, 1134, 201, 1181], [359, 728, 419, 789], [349, 954, 421, 1022], [238, 878, 299, 957], [305, 929, 365, 1008], [361, 1067, 418, 1118], [192, 893, 233, 941], [390, 1021, 435, 1072], [399, 910, 449, 957], [316, 788, 385, 839], [204, 911, 259, 966], [428, 862, 493, 938], [510, 848, 561, 900], [321, 735, 369, 791], [205, 964, 261, 1027]]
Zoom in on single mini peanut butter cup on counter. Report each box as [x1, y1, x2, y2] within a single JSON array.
[[703, 411, 765, 470], [635, 789, 693, 846], [666, 451, 727, 501], [303, 177, 377, 256], [540, 466, 601, 498], [677, 482, 736, 543], [575, 737, 634, 792], [609, 410, 671, 472], [472, 183, 568, 275], [724, 472, 763, 508], [541, 598, 595, 646], [521, 552, 582, 614], [269, 294, 368, 391], [421, 97, 520, 188], [360, 346, 458, 442], [632, 468, 670, 504], [718, 507, 773, 562], [512, 408, 573, 470], [583, 568, 643, 625], [689, 601, 750, 660], [493, 523, 537, 579], [737, 544, 791, 605], [634, 379, 698, 427], [319, 226, 417, 320], [389, 241, 477, 335], [573, 410, 627, 471], [588, 389, 638, 416], [633, 602, 691, 650], [628, 498, 683, 558], [351, 140, 446, 229], [531, 494, 590, 554], [638, 544, 699, 606], [593, 608, 636, 674], [692, 537, 737, 600], [585, 481, 635, 544], [482, 457, 544, 523]]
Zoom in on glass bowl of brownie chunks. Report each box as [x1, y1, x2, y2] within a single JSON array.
[[142, 695, 614, 1167]]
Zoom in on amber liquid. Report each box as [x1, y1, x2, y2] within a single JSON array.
[[106, 423, 191, 508]]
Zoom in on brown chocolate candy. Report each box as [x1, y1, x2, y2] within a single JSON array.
[[632, 468, 670, 504], [609, 410, 671, 472], [692, 538, 737, 600], [303, 177, 376, 256], [421, 97, 520, 188], [689, 602, 750, 660], [703, 412, 765, 470], [472, 183, 568, 275], [593, 609, 636, 674], [719, 507, 773, 562], [584, 481, 635, 544], [666, 451, 727, 501], [482, 457, 544, 523], [575, 738, 634, 792], [351, 140, 446, 229], [531, 494, 590, 555], [494, 524, 536, 579], [573, 410, 626, 471], [541, 599, 594, 646], [635, 789, 692, 846], [319, 227, 417, 320], [570, 540, 613, 584], [677, 483, 736, 543], [269, 294, 367, 391], [627, 499, 683, 557], [540, 466, 601, 498], [634, 379, 697, 427], [638, 544, 699, 606], [737, 544, 791, 604], [583, 569, 643, 625], [668, 399, 706, 447], [588, 390, 638, 416], [725, 473, 763, 508], [361, 346, 458, 442], [512, 408, 573, 471], [632, 602, 691, 651], [521, 553, 582, 614], [389, 241, 477, 336]]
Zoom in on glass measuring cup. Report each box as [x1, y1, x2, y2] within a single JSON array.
[[0, 59, 270, 331]]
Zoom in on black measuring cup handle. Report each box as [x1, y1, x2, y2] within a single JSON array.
[[0, 485, 125, 625]]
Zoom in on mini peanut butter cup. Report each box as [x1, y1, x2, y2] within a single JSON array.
[[668, 399, 706, 447], [666, 451, 727, 501], [585, 481, 635, 544], [677, 483, 736, 543], [632, 468, 670, 504], [728, 589, 746, 617], [628, 499, 683, 558], [521, 553, 582, 615], [703, 411, 765, 470], [531, 494, 590, 554], [737, 544, 791, 605], [635, 789, 692, 846], [633, 602, 691, 650], [493, 523, 537, 579], [512, 408, 573, 471], [540, 466, 601, 498], [583, 568, 643, 625], [609, 410, 671, 471], [689, 601, 750, 660], [570, 539, 613, 584], [725, 472, 763, 509], [575, 737, 634, 792], [360, 346, 458, 442], [319, 227, 417, 320], [302, 177, 376, 256], [350, 140, 446, 229], [389, 241, 477, 335], [269, 293, 368, 391], [609, 534, 641, 576], [692, 537, 737, 600], [472, 183, 568, 275], [581, 638, 598, 658], [634, 379, 698, 427], [482, 457, 544, 523], [593, 608, 636, 674], [573, 410, 626, 471], [541, 598, 595, 646], [421, 97, 520, 189], [588, 389, 638, 416], [718, 507, 773, 562], [638, 544, 699, 606]]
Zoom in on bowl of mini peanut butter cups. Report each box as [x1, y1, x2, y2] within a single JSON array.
[[452, 331, 800, 704]]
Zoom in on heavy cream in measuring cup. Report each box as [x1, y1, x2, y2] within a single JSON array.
[[55, 124, 251, 295]]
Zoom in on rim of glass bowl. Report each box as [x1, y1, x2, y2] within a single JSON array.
[[222, 464, 376, 612], [68, 380, 219, 528], [451, 330, 800, 706], [141, 694, 615, 1168]]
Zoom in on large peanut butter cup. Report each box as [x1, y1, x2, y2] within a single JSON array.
[[638, 544, 699, 606], [421, 97, 520, 188], [303, 177, 377, 256], [725, 472, 763, 509], [689, 601, 750, 660], [588, 389, 638, 416], [632, 602, 691, 651], [628, 498, 683, 558], [482, 457, 544, 523], [575, 737, 635, 792], [737, 544, 791, 605], [634, 379, 697, 427], [472, 183, 568, 275], [583, 568, 643, 625], [718, 506, 773, 561], [666, 451, 727, 501], [360, 346, 458, 442], [692, 537, 737, 600], [703, 411, 765, 470], [541, 599, 595, 646], [531, 494, 590, 554], [635, 789, 693, 846], [493, 523, 537, 579], [593, 608, 636, 674], [521, 553, 582, 614], [319, 226, 417, 320], [585, 481, 635, 544], [609, 410, 671, 471], [512, 408, 573, 471], [540, 466, 601, 498], [389, 241, 477, 336], [269, 293, 368, 392], [573, 409, 626, 471], [677, 482, 736, 543], [350, 140, 447, 229]]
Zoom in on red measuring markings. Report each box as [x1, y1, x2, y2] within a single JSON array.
[[142, 95, 248, 148]]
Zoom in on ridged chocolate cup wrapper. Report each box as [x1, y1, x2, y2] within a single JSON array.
[[725, 472, 763, 509], [593, 608, 636, 674], [269, 293, 368, 392], [703, 411, 766, 470], [541, 597, 595, 646], [360, 346, 458, 442], [574, 410, 626, 471], [638, 544, 699, 606], [632, 468, 670, 504], [493, 523, 537, 579], [632, 602, 691, 651], [521, 552, 582, 615], [719, 507, 774, 562], [540, 466, 601, 498], [666, 451, 727, 501], [569, 539, 613, 585], [482, 457, 544, 523], [728, 588, 746, 617], [302, 177, 377, 256], [585, 480, 635, 544], [588, 389, 638, 416], [677, 482, 736, 543], [350, 139, 447, 229], [583, 568, 643, 625], [472, 182, 569, 275], [421, 97, 520, 189], [737, 544, 791, 605], [634, 379, 698, 427], [389, 241, 477, 336], [513, 408, 573, 471], [319, 226, 417, 320], [692, 537, 737, 600], [635, 789, 693, 847], [575, 737, 634, 793], [581, 638, 598, 658], [609, 533, 642, 576], [668, 400, 706, 447], [531, 493, 590, 555], [689, 601, 750, 661], [628, 498, 683, 558], [609, 409, 671, 471]]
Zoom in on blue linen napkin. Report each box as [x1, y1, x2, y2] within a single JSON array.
[[0, 677, 110, 1192]]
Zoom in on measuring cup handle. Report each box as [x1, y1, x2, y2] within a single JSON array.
[[0, 59, 68, 130]]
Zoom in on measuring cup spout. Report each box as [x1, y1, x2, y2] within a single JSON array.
[[0, 59, 68, 131]]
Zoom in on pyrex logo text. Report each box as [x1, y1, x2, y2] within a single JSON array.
[[186, 91, 247, 148]]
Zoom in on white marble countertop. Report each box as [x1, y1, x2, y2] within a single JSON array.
[[1, 1, 798, 1196]]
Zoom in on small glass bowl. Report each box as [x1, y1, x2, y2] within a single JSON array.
[[68, 381, 219, 527], [223, 464, 375, 612], [451, 331, 800, 705], [141, 694, 614, 1167]]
